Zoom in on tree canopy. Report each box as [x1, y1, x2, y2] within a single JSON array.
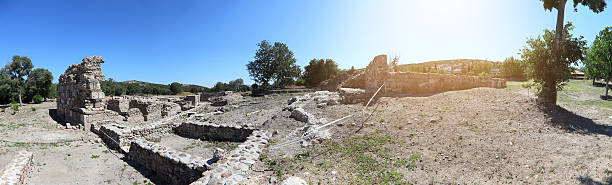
[[169, 82, 183, 95], [26, 68, 54, 101], [520, 23, 587, 103], [246, 40, 301, 88], [538, 0, 606, 105], [303, 59, 339, 88], [500, 57, 526, 79], [0, 56, 54, 104], [584, 27, 612, 96]]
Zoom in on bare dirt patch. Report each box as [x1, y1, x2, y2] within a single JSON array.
[[256, 88, 612, 184]]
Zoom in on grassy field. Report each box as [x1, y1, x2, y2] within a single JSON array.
[[507, 79, 612, 110]]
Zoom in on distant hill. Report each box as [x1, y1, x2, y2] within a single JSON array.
[[398, 59, 500, 68], [122, 80, 208, 90]]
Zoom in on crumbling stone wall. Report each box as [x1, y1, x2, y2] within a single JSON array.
[[365, 55, 390, 90], [173, 122, 254, 142], [385, 72, 506, 94], [128, 139, 208, 185], [357, 54, 506, 94], [191, 130, 268, 185], [57, 56, 119, 127], [129, 99, 163, 121], [184, 95, 199, 107]]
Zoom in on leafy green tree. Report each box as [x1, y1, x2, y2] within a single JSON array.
[[520, 23, 587, 104], [169, 82, 183, 95], [471, 61, 492, 75], [500, 57, 526, 79], [540, 0, 606, 104], [303, 59, 339, 88], [26, 68, 53, 101], [584, 27, 612, 97], [2, 56, 33, 105], [228, 78, 244, 91], [246, 40, 301, 88]]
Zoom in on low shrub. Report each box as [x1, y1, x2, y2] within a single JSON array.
[[32, 94, 43, 104], [11, 103, 18, 111]]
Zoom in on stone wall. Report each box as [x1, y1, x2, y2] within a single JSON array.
[[357, 54, 506, 94], [128, 139, 208, 185], [57, 56, 114, 127], [99, 124, 133, 152], [191, 130, 268, 185], [129, 99, 163, 121], [364, 54, 390, 90], [184, 95, 199, 107], [385, 72, 506, 94], [173, 122, 254, 142], [0, 150, 32, 185]]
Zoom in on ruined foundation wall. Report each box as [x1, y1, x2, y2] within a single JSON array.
[[128, 139, 208, 185], [354, 54, 506, 94], [0, 150, 32, 185], [385, 72, 506, 94], [173, 122, 254, 142]]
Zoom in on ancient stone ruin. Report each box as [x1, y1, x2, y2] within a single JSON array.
[[56, 56, 122, 129], [334, 54, 507, 103]]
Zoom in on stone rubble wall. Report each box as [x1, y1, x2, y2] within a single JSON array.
[[0, 150, 32, 185], [339, 88, 368, 104], [385, 72, 506, 94], [340, 54, 507, 99], [364, 54, 390, 90], [190, 130, 268, 185], [184, 95, 200, 107], [129, 99, 163, 121], [56, 56, 110, 127], [99, 124, 133, 152], [128, 139, 209, 185], [173, 121, 254, 142]]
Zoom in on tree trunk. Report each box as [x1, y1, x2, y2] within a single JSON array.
[[18, 89, 22, 106], [606, 80, 609, 98], [540, 0, 566, 105]]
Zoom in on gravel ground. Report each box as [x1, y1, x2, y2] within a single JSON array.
[[254, 88, 612, 185], [2, 87, 612, 184]]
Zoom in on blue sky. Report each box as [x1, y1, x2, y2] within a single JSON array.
[[0, 0, 610, 87]]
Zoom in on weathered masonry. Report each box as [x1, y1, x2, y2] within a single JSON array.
[[56, 56, 122, 128], [349, 54, 506, 94]]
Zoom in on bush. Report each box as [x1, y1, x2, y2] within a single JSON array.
[[11, 103, 18, 111], [32, 94, 43, 104], [31, 107, 36, 111]]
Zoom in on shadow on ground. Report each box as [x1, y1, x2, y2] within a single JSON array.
[[48, 109, 67, 125], [577, 175, 612, 185], [120, 156, 167, 185], [547, 105, 612, 136]]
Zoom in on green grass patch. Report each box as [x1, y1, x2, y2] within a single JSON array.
[[265, 130, 413, 184]]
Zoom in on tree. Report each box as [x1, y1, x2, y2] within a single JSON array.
[[26, 68, 53, 101], [246, 40, 301, 88], [521, 23, 587, 104], [3, 56, 33, 105], [390, 56, 400, 72], [169, 82, 183, 95], [500, 57, 526, 79], [303, 59, 339, 88], [228, 78, 244, 91], [584, 27, 612, 97], [540, 0, 607, 104]]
